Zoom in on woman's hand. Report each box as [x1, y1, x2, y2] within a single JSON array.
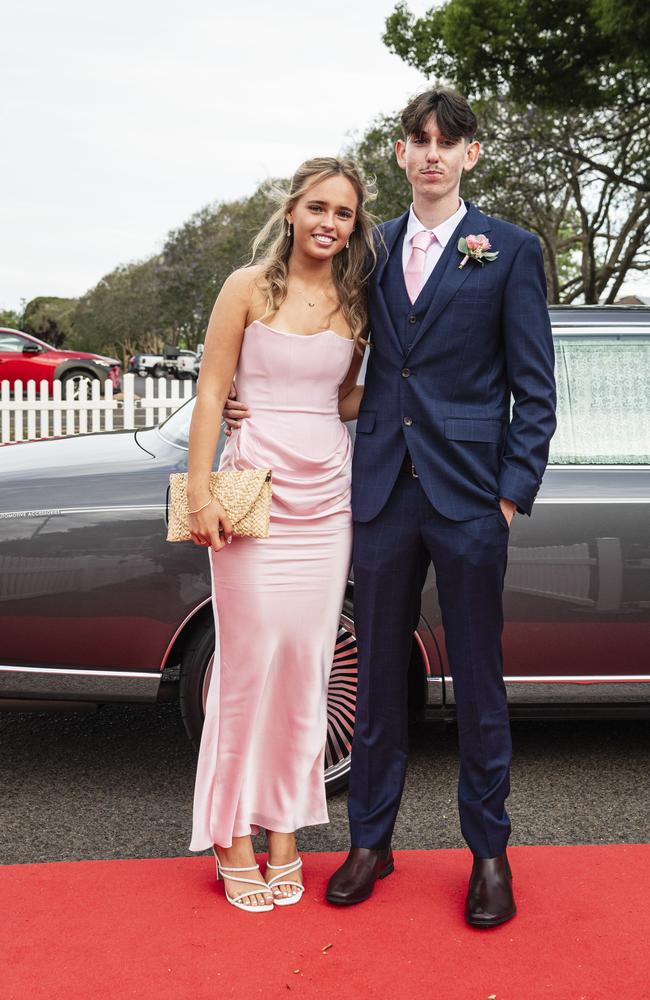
[[189, 498, 234, 552]]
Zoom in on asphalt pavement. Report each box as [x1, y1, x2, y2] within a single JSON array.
[[1, 704, 648, 865]]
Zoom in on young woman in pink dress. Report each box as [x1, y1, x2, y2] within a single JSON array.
[[186, 158, 375, 912]]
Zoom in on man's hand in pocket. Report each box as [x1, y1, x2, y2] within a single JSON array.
[[499, 497, 517, 527]]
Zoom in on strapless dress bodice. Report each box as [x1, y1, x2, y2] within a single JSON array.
[[218, 320, 355, 522]]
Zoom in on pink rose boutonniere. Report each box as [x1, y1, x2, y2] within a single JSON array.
[[458, 233, 499, 269]]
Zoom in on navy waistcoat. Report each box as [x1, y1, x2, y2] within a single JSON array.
[[380, 223, 440, 352]]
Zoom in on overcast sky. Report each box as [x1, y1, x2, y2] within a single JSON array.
[[3, 1, 647, 312], [2, 0, 433, 311]]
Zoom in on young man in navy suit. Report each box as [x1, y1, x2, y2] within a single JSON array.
[[224, 88, 556, 925], [324, 89, 556, 926]]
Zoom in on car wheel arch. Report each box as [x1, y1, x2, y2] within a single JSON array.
[[158, 598, 213, 683], [54, 360, 101, 381]]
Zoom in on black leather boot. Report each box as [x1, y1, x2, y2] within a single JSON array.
[[325, 847, 394, 905], [465, 851, 516, 927]]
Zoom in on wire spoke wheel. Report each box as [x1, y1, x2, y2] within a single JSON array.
[[324, 608, 357, 793], [61, 372, 93, 401], [197, 605, 358, 795]]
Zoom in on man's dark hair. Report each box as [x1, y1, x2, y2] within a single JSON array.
[[400, 88, 477, 143]]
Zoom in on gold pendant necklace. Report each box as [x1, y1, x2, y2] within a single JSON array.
[[295, 284, 327, 309]]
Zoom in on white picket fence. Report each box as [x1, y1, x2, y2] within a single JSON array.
[[0, 373, 195, 444]]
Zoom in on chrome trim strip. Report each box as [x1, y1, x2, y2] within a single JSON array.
[[0, 665, 161, 703], [552, 324, 650, 333], [548, 464, 650, 470], [0, 505, 165, 518], [63, 505, 165, 513], [441, 673, 650, 684], [535, 498, 650, 504], [504, 674, 650, 683], [0, 665, 157, 678], [159, 598, 212, 670]]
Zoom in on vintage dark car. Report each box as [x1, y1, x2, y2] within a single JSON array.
[[1, 306, 648, 792]]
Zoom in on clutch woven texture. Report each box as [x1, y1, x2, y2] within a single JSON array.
[[167, 469, 272, 542]]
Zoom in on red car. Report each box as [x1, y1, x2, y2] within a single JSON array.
[[0, 328, 122, 395]]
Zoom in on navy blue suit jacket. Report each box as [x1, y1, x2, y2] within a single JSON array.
[[351, 202, 557, 522]]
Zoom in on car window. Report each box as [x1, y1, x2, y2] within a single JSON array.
[[158, 396, 196, 448], [550, 333, 650, 465], [0, 333, 28, 352]]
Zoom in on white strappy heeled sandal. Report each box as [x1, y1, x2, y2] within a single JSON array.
[[212, 847, 274, 913], [265, 857, 304, 907]]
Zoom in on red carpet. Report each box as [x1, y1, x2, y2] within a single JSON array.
[[2, 846, 649, 1000]]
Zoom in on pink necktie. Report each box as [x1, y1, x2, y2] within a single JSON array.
[[404, 230, 437, 303]]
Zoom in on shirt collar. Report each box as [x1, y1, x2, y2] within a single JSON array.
[[405, 198, 467, 248]]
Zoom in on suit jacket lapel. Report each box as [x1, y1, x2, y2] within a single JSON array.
[[371, 211, 409, 356], [405, 202, 492, 359]]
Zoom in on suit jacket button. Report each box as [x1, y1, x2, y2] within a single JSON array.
[[403, 416, 413, 426], [401, 368, 411, 378], [408, 315, 417, 324]]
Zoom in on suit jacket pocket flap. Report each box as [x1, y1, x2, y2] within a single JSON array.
[[444, 418, 504, 443], [356, 411, 376, 433]]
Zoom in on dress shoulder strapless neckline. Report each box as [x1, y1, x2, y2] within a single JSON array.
[[248, 318, 355, 345]]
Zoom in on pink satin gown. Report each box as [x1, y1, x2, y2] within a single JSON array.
[[189, 320, 354, 851]]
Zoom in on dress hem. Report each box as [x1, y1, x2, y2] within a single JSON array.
[[188, 809, 330, 852]]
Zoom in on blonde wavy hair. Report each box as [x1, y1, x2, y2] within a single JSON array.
[[249, 157, 377, 343]]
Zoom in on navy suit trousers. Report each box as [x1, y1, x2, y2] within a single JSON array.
[[348, 471, 512, 858]]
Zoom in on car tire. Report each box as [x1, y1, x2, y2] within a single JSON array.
[[152, 364, 165, 378], [178, 599, 358, 796], [60, 369, 96, 400]]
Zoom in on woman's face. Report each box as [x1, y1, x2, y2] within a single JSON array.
[[287, 175, 358, 262]]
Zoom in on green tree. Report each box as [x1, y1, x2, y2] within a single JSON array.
[[349, 97, 650, 303], [21, 296, 77, 348], [349, 116, 411, 222], [156, 182, 281, 348], [0, 307, 23, 329], [471, 98, 650, 302], [72, 257, 165, 369], [68, 181, 281, 363], [380, 0, 650, 299], [384, 0, 650, 111]]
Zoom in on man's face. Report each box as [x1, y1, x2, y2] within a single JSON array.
[[395, 114, 480, 204]]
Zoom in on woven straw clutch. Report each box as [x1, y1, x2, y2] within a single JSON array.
[[167, 468, 272, 542]]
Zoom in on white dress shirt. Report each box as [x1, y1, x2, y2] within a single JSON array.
[[401, 199, 467, 285]]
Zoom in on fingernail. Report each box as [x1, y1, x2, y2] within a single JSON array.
[[227, 537, 232, 545]]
